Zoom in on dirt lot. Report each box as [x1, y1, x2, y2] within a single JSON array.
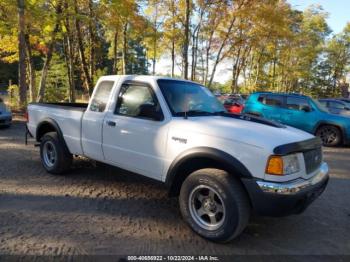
[[0, 119, 349, 256]]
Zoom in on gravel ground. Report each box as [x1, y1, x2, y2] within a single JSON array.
[[0, 119, 349, 256]]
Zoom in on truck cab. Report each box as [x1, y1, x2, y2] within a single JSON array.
[[27, 76, 329, 242]]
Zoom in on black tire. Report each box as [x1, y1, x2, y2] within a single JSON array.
[[179, 168, 250, 242], [40, 132, 72, 174], [316, 125, 342, 147]]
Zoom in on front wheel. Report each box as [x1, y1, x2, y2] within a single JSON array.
[[316, 125, 342, 147], [40, 132, 72, 174], [179, 168, 250, 242]]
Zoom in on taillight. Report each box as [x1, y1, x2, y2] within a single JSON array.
[[25, 111, 29, 123]]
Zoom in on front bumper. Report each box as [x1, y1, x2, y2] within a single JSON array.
[[242, 162, 329, 216]]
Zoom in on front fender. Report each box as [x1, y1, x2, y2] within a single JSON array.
[[165, 147, 253, 193]]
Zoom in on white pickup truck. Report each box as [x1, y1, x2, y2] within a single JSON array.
[[27, 75, 329, 242]]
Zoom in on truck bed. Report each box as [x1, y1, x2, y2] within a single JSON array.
[[28, 102, 88, 156]]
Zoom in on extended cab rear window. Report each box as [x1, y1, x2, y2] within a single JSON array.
[[90, 81, 114, 112]]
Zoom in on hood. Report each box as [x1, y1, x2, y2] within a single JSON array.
[[171, 115, 314, 152]]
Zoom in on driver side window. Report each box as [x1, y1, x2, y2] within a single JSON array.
[[114, 83, 163, 121]]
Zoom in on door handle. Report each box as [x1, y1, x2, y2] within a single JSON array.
[[106, 120, 116, 127]]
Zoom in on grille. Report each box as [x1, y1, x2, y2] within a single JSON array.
[[303, 147, 322, 174]]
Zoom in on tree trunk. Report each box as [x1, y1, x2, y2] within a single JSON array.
[[88, 0, 95, 84], [113, 30, 119, 74], [122, 22, 128, 74], [18, 0, 27, 109], [171, 0, 175, 78], [171, 39, 175, 77], [37, 43, 54, 102], [191, 9, 204, 81], [152, 5, 158, 75], [24, 33, 36, 102], [207, 17, 236, 88], [63, 35, 76, 102], [37, 1, 62, 102], [67, 18, 76, 101], [183, 0, 190, 79], [63, 0, 75, 102], [204, 29, 215, 85], [74, 0, 93, 96], [191, 31, 196, 81]]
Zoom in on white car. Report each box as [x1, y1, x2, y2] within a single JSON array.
[[27, 75, 329, 242], [0, 97, 12, 127]]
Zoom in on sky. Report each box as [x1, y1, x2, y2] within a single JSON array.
[[156, 0, 350, 83], [288, 0, 349, 34]]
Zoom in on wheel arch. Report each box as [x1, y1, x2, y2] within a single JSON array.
[[36, 118, 70, 154], [313, 121, 346, 142], [165, 147, 253, 197]]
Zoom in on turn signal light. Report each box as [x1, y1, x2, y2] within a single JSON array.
[[266, 156, 283, 176]]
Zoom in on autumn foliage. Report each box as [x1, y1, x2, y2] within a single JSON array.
[[0, 0, 349, 107]]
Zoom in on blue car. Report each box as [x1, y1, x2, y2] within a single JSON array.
[[318, 98, 350, 116], [243, 92, 350, 146], [0, 97, 12, 127]]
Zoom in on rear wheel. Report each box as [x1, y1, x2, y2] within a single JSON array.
[[40, 132, 72, 174], [316, 125, 342, 147], [179, 168, 250, 242]]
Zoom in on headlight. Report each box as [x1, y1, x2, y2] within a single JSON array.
[[266, 154, 300, 176]]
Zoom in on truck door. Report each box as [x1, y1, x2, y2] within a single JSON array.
[[102, 81, 168, 180], [81, 80, 114, 161], [281, 96, 315, 133], [260, 94, 284, 122]]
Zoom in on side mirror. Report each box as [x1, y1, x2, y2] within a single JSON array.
[[301, 105, 311, 112], [138, 104, 163, 121]]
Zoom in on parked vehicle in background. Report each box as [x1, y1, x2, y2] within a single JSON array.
[[27, 76, 329, 242], [0, 97, 12, 127], [336, 97, 350, 106], [240, 94, 249, 100], [318, 99, 350, 116], [227, 94, 248, 102], [222, 97, 245, 114], [243, 92, 350, 146]]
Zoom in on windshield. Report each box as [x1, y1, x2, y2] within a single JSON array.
[[157, 79, 226, 116], [312, 98, 329, 113]]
